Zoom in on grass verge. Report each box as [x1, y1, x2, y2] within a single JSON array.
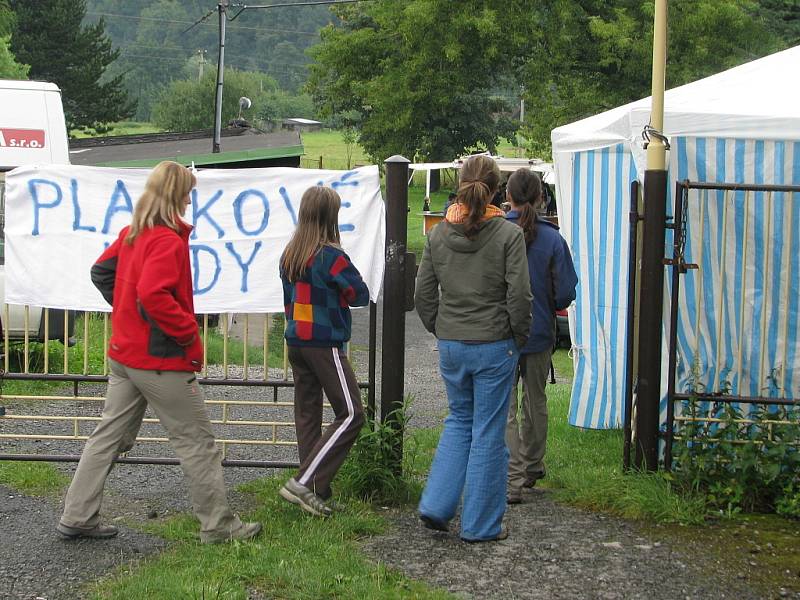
[[0, 461, 69, 496], [90, 475, 453, 600]]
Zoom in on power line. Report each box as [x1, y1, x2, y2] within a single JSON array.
[[85, 11, 321, 35]]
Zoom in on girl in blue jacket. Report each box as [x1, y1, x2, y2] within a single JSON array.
[[504, 169, 578, 503]]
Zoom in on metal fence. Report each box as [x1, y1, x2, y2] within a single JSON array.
[[0, 306, 377, 468], [663, 180, 800, 467]]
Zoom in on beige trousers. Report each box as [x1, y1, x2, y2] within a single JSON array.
[[505, 349, 550, 491], [60, 359, 241, 538]]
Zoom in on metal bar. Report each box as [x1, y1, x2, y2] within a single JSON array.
[[222, 312, 229, 379], [263, 313, 272, 380], [672, 392, 799, 406], [83, 313, 90, 374], [382, 155, 411, 473], [735, 190, 751, 392], [23, 305, 29, 373], [757, 191, 773, 391], [0, 433, 297, 445], [692, 190, 706, 361], [3, 304, 9, 373], [664, 182, 685, 471], [367, 301, 377, 421], [43, 309, 49, 373], [243, 313, 249, 380], [103, 313, 109, 376], [0, 454, 299, 468], [0, 373, 370, 392], [713, 190, 730, 392], [63, 310, 69, 373], [623, 180, 640, 470], [685, 181, 800, 193], [674, 416, 795, 426], [780, 192, 796, 392]]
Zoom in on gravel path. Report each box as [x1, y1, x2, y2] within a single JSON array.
[[0, 307, 780, 599]]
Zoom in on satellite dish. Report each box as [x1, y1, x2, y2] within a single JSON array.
[[237, 96, 252, 120]]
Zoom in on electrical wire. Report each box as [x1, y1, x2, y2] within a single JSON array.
[[85, 11, 320, 35]]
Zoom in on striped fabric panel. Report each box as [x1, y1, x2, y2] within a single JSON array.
[[566, 144, 637, 429], [667, 138, 800, 426]]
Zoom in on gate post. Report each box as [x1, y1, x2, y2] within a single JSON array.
[[635, 0, 668, 471], [382, 155, 410, 472]]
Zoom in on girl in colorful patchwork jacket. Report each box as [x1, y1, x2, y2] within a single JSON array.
[[278, 185, 369, 517]]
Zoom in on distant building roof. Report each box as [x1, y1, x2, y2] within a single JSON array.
[[283, 118, 321, 126], [69, 128, 304, 169]]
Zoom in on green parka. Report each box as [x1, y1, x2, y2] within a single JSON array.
[[414, 217, 532, 348]]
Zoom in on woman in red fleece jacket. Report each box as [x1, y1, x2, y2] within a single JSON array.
[[57, 161, 260, 544]]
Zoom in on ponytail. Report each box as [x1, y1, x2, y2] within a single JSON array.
[[455, 156, 500, 240], [506, 168, 543, 245]]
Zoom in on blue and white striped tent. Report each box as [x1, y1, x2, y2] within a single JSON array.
[[551, 45, 800, 429]]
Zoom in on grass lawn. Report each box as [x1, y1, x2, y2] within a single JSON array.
[[70, 121, 162, 139]]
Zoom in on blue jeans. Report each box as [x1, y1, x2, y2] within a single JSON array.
[[419, 338, 518, 540]]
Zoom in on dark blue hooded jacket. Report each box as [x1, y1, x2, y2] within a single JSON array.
[[506, 211, 578, 354]]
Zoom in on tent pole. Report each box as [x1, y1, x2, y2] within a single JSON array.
[[634, 0, 668, 471]]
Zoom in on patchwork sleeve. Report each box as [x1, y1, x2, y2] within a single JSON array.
[[328, 249, 370, 307]]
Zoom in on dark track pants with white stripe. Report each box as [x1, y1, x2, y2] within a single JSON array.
[[288, 345, 365, 499]]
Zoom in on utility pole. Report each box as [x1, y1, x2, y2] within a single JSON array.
[[212, 0, 229, 154], [519, 85, 525, 124], [634, 0, 669, 471], [197, 49, 207, 81]]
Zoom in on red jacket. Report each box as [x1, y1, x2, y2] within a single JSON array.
[[91, 221, 203, 372]]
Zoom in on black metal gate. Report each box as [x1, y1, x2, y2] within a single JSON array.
[[662, 180, 800, 467]]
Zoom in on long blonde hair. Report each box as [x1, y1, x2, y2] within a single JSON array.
[[281, 186, 342, 282], [456, 155, 500, 240], [125, 161, 196, 244]]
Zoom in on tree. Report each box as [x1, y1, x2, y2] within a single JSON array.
[[151, 69, 279, 132], [751, 0, 800, 46], [0, 35, 27, 79], [9, 0, 134, 133], [521, 0, 779, 155], [307, 1, 533, 162], [0, 0, 26, 79]]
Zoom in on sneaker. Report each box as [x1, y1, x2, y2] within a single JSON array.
[[200, 521, 262, 544], [506, 489, 522, 504], [524, 470, 546, 488], [419, 513, 449, 532], [279, 478, 333, 517], [462, 527, 509, 544], [56, 522, 119, 540]]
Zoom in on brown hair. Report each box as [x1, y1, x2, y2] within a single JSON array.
[[125, 161, 195, 244], [280, 186, 342, 282], [506, 168, 543, 245], [455, 155, 500, 239]]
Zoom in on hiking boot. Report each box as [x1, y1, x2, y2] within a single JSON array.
[[462, 526, 509, 543], [279, 478, 332, 517], [200, 520, 262, 544], [524, 470, 546, 488], [419, 513, 449, 532], [56, 522, 119, 540]]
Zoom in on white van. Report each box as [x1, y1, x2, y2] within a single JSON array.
[[0, 79, 74, 343]]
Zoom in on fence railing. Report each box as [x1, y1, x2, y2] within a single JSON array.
[[0, 305, 378, 468]]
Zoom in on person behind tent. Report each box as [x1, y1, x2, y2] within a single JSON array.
[[415, 155, 532, 542], [278, 185, 368, 517], [58, 161, 261, 544], [503, 168, 577, 504]]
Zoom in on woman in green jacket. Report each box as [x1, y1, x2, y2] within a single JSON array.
[[415, 155, 532, 542]]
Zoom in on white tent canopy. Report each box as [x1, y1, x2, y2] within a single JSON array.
[[551, 45, 800, 430]]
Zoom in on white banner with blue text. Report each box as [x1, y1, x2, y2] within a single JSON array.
[[4, 164, 385, 313]]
